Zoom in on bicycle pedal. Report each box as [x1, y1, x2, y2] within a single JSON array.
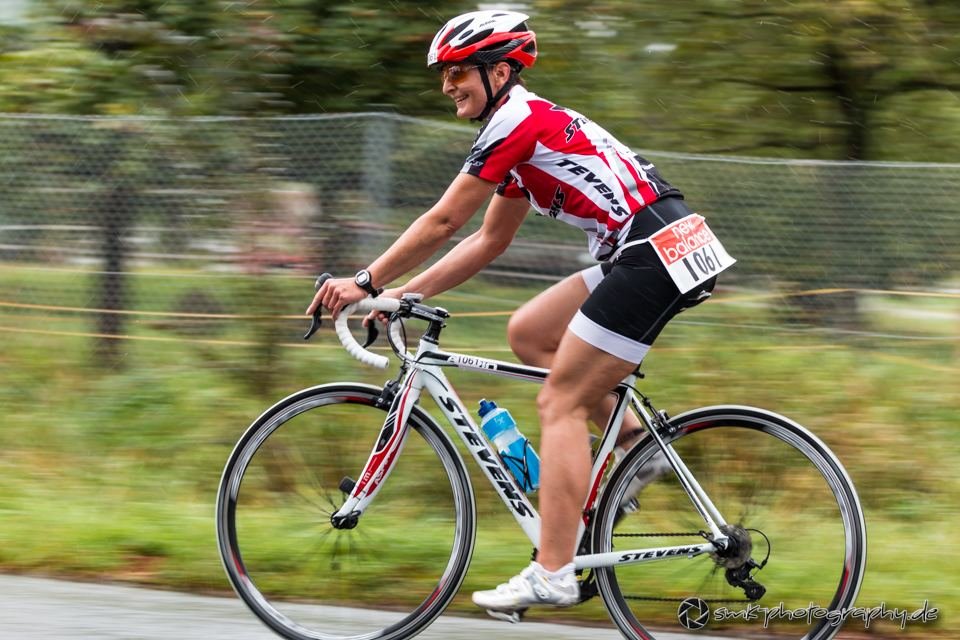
[[484, 608, 526, 624]]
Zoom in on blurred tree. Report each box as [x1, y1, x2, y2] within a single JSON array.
[[631, 0, 960, 161], [618, 0, 960, 324], [2, 0, 957, 334], [5, 0, 957, 160], [0, 21, 151, 114], [276, 2, 466, 116], [10, 0, 476, 116]]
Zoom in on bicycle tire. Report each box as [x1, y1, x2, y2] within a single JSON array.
[[592, 405, 866, 640], [216, 382, 476, 640]]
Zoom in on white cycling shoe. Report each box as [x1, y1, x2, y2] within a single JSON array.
[[472, 562, 579, 619]]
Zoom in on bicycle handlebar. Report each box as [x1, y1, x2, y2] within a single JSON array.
[[307, 273, 441, 369], [334, 298, 403, 369]]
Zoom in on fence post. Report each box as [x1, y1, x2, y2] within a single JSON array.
[[94, 184, 133, 366], [363, 113, 394, 211]]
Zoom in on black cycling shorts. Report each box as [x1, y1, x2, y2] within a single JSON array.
[[569, 197, 717, 363]]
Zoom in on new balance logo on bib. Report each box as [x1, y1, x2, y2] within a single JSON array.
[[648, 214, 735, 294]]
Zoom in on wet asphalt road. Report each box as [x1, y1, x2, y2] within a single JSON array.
[[0, 574, 709, 640]]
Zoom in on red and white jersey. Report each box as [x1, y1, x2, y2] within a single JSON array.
[[462, 85, 682, 260]]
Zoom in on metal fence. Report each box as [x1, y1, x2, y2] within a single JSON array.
[[1, 112, 958, 355]]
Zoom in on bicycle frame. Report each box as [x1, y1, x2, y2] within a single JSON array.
[[331, 334, 732, 570]]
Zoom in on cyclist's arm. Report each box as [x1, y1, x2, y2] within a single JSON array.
[[365, 173, 499, 287], [399, 193, 529, 299], [309, 173, 497, 317]]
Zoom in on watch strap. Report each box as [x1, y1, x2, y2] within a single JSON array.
[[354, 270, 382, 297]]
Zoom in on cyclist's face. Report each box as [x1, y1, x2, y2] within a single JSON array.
[[440, 63, 484, 119], [440, 62, 510, 120]]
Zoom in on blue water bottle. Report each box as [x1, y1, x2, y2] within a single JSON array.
[[478, 399, 541, 493]]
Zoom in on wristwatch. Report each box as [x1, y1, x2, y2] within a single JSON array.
[[354, 269, 382, 297]]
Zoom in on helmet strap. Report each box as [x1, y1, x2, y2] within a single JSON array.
[[471, 64, 518, 122]]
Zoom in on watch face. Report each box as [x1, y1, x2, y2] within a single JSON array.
[[355, 271, 371, 287]]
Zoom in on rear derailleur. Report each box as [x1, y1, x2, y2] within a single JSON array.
[[710, 524, 768, 601]]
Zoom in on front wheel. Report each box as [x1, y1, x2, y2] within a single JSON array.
[[592, 405, 866, 640], [216, 383, 476, 640]]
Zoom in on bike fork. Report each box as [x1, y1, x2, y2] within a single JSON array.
[[330, 372, 423, 529]]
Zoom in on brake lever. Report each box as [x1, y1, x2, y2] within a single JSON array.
[[303, 310, 322, 341], [303, 272, 334, 341], [362, 322, 379, 348]]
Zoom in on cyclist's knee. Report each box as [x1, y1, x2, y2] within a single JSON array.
[[508, 308, 556, 365], [509, 274, 587, 365], [505, 309, 529, 353], [536, 383, 589, 430]]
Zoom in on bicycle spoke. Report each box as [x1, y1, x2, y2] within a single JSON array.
[[217, 385, 475, 640], [594, 407, 865, 640]]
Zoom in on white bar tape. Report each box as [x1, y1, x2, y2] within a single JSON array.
[[334, 298, 402, 369]]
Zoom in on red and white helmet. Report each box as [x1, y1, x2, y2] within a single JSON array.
[[427, 10, 537, 70]]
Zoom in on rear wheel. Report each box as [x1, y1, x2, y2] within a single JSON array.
[[593, 405, 866, 640], [217, 383, 476, 640]]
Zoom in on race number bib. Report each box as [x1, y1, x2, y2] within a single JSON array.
[[648, 214, 735, 293]]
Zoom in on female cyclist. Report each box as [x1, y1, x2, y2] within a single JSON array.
[[307, 9, 734, 617]]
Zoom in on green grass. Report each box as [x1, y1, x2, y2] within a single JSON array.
[[0, 264, 957, 635]]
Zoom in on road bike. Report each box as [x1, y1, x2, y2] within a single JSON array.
[[216, 282, 866, 640]]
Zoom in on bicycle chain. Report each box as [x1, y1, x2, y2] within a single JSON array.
[[609, 530, 751, 604], [623, 595, 751, 603]]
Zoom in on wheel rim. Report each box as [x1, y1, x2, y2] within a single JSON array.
[[217, 386, 475, 640], [594, 408, 866, 640]]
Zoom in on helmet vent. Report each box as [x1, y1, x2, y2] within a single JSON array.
[[441, 20, 472, 46], [461, 28, 494, 47]]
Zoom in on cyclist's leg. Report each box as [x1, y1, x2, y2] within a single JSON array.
[[471, 335, 637, 613], [506, 268, 644, 445], [475, 252, 713, 611], [535, 333, 640, 571], [537, 246, 717, 569], [507, 270, 585, 366]]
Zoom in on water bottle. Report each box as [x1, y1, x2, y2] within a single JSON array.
[[478, 399, 541, 493]]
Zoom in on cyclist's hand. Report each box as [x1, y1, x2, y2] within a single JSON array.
[[363, 287, 404, 327], [306, 277, 367, 320]]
